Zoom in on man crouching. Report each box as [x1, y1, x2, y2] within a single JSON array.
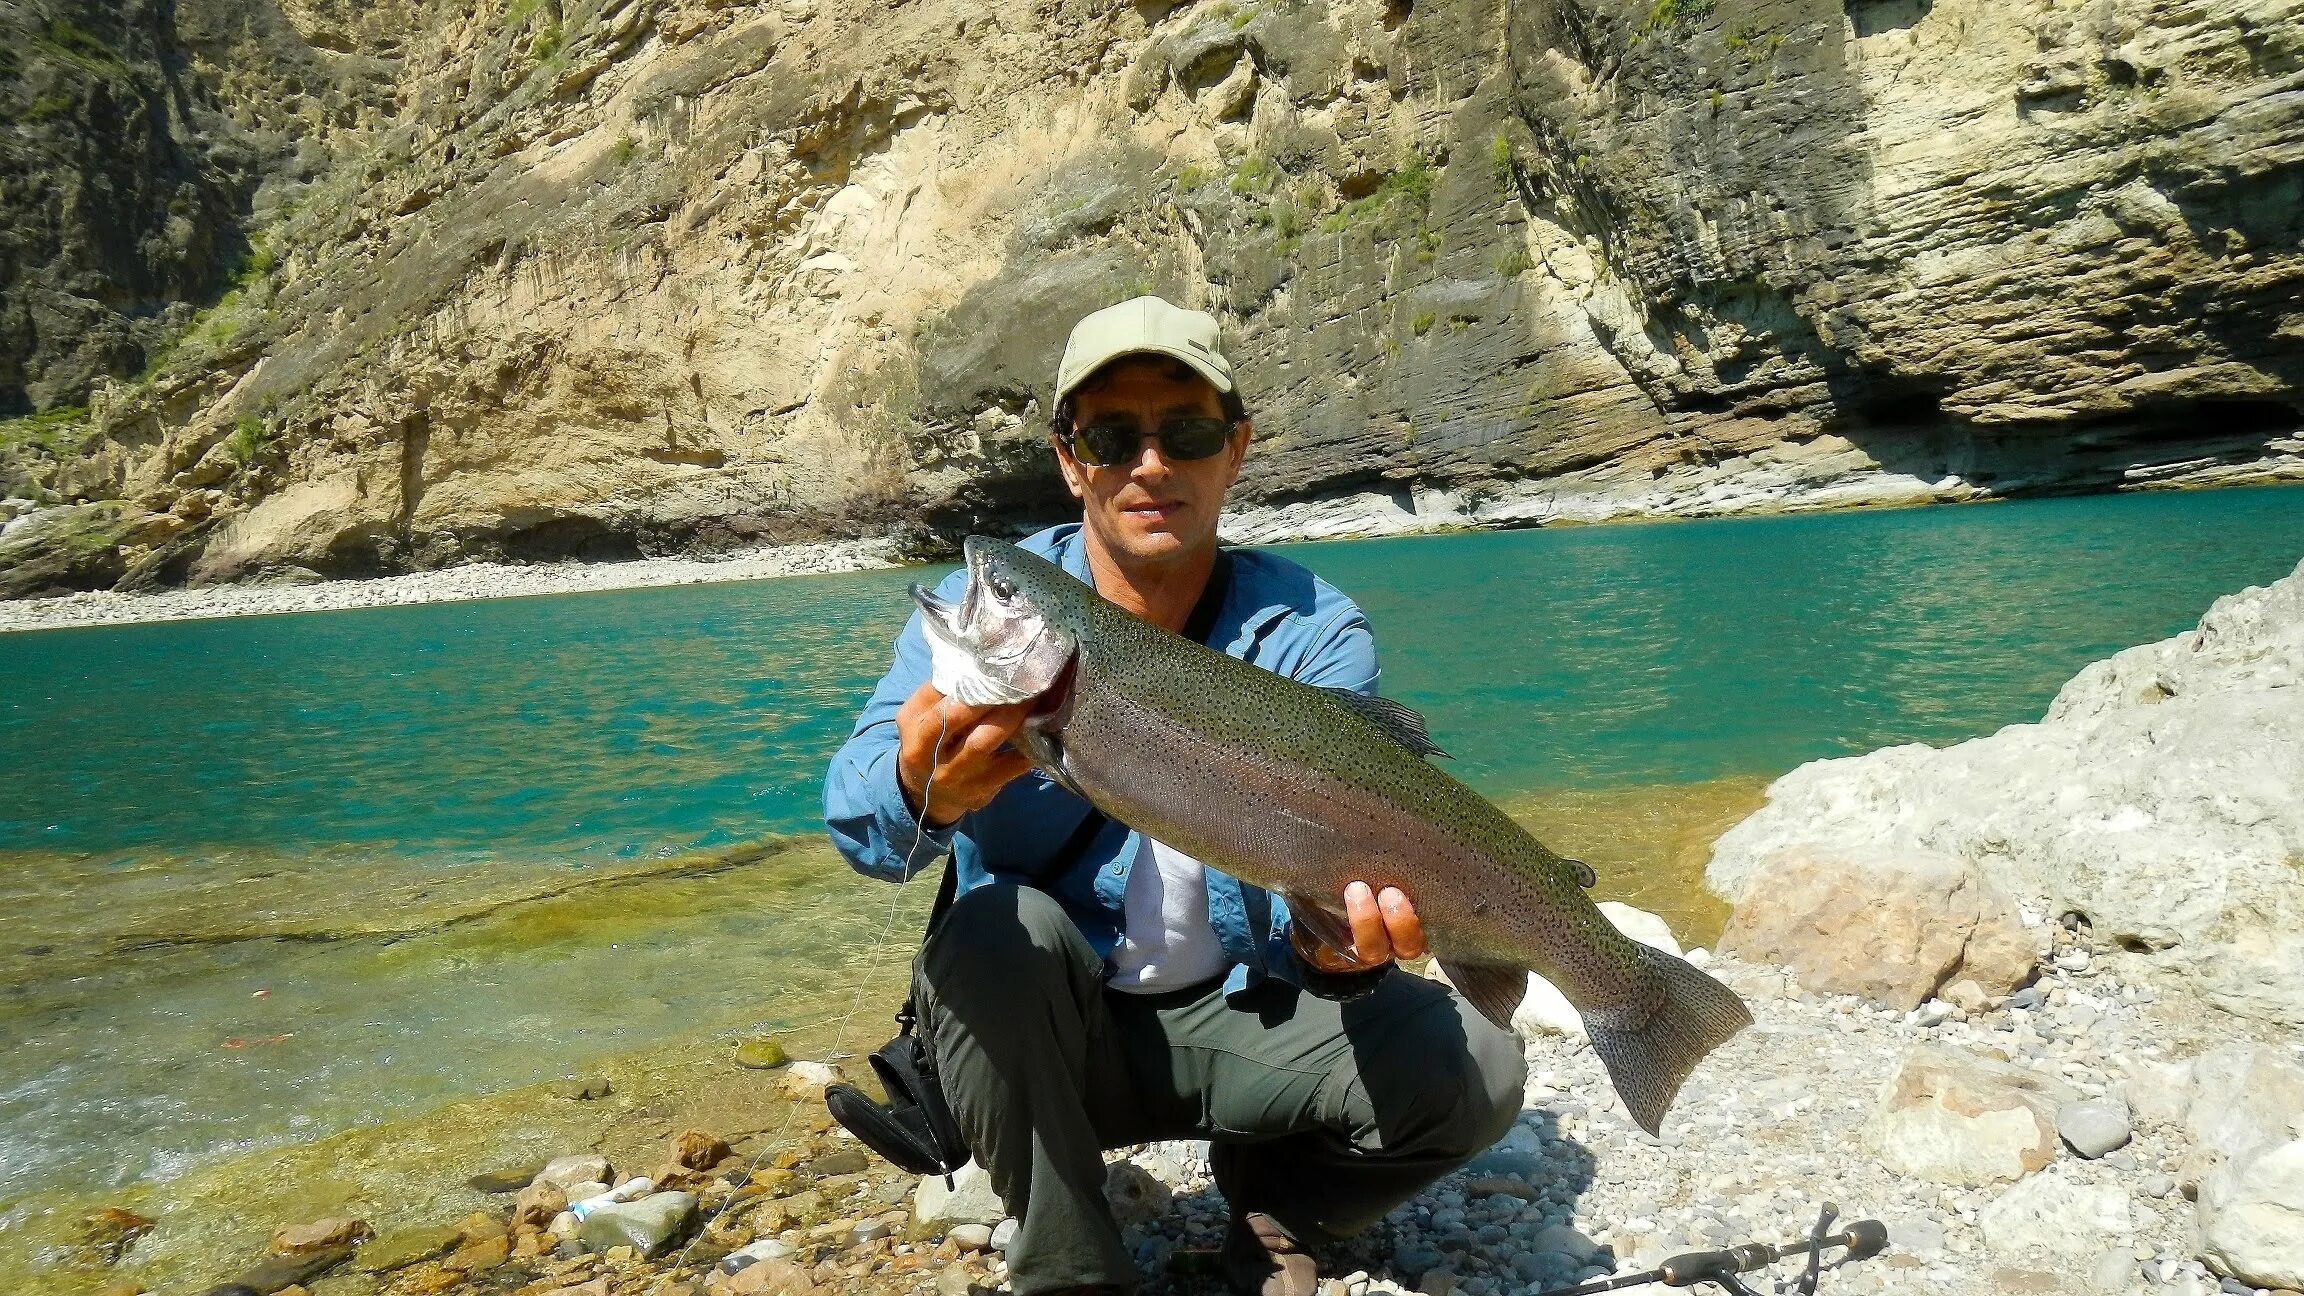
[[824, 296, 1524, 1295]]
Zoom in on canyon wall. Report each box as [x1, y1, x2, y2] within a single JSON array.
[[2, 0, 2300, 594]]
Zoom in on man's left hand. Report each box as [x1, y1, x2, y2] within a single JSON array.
[[1296, 880, 1427, 973]]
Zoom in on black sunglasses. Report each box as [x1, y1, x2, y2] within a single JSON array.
[[1066, 415, 1236, 468]]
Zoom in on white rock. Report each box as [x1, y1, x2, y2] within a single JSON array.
[[1978, 1168, 2132, 1258], [2058, 1096, 2134, 1158], [915, 1160, 1006, 1228], [1511, 903, 1680, 1038], [778, 1060, 843, 1097], [946, 1223, 992, 1252], [2089, 1248, 2139, 1292], [1868, 1046, 2074, 1186], [537, 1154, 613, 1191], [990, 1217, 1018, 1252], [2198, 1137, 2304, 1290], [1707, 560, 2304, 1025], [1102, 1159, 1173, 1229]]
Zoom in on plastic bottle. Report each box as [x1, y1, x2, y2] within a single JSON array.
[[567, 1176, 656, 1222]]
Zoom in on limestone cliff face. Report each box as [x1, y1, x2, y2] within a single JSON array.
[[2, 0, 2300, 595]]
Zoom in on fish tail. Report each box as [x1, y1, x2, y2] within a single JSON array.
[[1585, 945, 1753, 1136]]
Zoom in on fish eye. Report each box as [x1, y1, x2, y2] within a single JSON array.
[[989, 573, 1016, 600]]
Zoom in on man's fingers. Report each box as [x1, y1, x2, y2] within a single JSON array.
[[1344, 880, 1386, 964], [1377, 885, 1428, 960]]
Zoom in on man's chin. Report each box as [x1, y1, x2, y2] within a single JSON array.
[[1098, 511, 1210, 563]]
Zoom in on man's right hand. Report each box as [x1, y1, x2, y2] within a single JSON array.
[[895, 683, 1037, 829]]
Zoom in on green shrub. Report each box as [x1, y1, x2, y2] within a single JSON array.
[[1175, 164, 1208, 191], [227, 417, 274, 465], [1641, 0, 1715, 34], [611, 134, 639, 164], [1489, 132, 1513, 185], [1228, 154, 1277, 196], [1492, 245, 1531, 277], [1411, 311, 1436, 336]]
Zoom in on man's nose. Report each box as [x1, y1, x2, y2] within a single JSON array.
[[1126, 436, 1175, 477]]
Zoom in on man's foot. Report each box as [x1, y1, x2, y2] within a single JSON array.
[[1221, 1211, 1319, 1296]]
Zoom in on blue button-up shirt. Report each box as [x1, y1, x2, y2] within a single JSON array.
[[822, 522, 1381, 1000]]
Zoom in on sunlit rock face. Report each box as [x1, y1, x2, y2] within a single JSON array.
[[4, 0, 2301, 592]]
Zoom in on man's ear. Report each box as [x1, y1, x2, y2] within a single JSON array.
[[1052, 436, 1088, 502], [1222, 419, 1253, 480]]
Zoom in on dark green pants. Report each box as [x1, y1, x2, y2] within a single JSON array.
[[914, 883, 1526, 1294]]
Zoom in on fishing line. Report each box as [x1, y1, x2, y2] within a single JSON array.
[[647, 706, 955, 1294]]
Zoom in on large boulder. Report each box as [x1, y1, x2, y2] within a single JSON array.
[[1710, 561, 2304, 1025], [1716, 849, 2036, 1011], [1868, 1046, 2076, 1187], [2148, 1044, 2304, 1290]]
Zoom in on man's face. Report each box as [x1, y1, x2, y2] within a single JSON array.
[[1055, 356, 1251, 569]]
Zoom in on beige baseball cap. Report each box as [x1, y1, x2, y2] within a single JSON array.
[[1055, 295, 1235, 402]]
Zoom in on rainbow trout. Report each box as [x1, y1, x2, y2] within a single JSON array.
[[913, 536, 1751, 1133]]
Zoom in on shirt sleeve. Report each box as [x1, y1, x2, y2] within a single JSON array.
[[1291, 605, 1381, 695], [821, 570, 968, 882]]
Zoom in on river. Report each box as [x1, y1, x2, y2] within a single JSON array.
[[4, 484, 2302, 1238]]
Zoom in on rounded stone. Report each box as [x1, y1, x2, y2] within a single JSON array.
[[2058, 1098, 2134, 1159]]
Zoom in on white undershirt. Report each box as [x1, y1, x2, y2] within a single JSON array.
[[1105, 835, 1229, 993]]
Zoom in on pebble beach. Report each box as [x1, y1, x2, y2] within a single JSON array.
[[0, 538, 903, 634]]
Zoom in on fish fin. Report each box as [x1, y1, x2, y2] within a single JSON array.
[[1278, 891, 1355, 955], [1319, 688, 1449, 759], [1438, 959, 1528, 1032], [1583, 945, 1754, 1136]]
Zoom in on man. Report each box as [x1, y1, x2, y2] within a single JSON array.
[[824, 296, 1524, 1296]]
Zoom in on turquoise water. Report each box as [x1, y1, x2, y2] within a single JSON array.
[[3, 485, 2303, 1219]]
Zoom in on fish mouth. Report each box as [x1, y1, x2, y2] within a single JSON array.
[[1026, 650, 1080, 729]]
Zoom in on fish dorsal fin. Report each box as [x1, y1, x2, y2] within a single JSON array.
[[1320, 688, 1449, 759]]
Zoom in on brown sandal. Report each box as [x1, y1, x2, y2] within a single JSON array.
[[1220, 1211, 1320, 1296]]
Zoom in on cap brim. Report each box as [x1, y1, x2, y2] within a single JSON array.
[[1057, 344, 1234, 402]]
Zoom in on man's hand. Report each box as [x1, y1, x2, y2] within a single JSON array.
[[1293, 880, 1428, 974], [895, 683, 1037, 829]]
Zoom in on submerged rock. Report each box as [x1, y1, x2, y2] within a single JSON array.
[[734, 1037, 791, 1070], [268, 1216, 369, 1255], [75, 1208, 155, 1265], [229, 1243, 353, 1293], [466, 1163, 543, 1193], [352, 1224, 464, 1273], [538, 1154, 614, 1191]]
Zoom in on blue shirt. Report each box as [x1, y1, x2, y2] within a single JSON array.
[[822, 523, 1381, 1000]]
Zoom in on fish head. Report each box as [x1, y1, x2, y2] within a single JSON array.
[[909, 537, 1087, 710]]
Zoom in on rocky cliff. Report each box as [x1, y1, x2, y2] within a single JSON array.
[[3, 0, 2301, 595]]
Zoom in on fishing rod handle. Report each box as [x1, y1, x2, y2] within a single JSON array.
[[1653, 1221, 1890, 1285]]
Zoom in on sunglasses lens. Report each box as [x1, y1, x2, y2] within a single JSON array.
[[1159, 418, 1231, 461], [1071, 417, 1233, 465], [1075, 424, 1138, 466]]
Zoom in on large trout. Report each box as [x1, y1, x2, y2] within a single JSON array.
[[913, 536, 1751, 1134]]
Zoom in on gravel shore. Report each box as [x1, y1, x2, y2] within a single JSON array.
[[108, 922, 2290, 1296], [0, 537, 904, 634]]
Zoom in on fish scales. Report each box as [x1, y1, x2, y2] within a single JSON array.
[[914, 537, 1753, 1134]]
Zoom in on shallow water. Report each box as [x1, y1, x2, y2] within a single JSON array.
[[4, 485, 2304, 1241]]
